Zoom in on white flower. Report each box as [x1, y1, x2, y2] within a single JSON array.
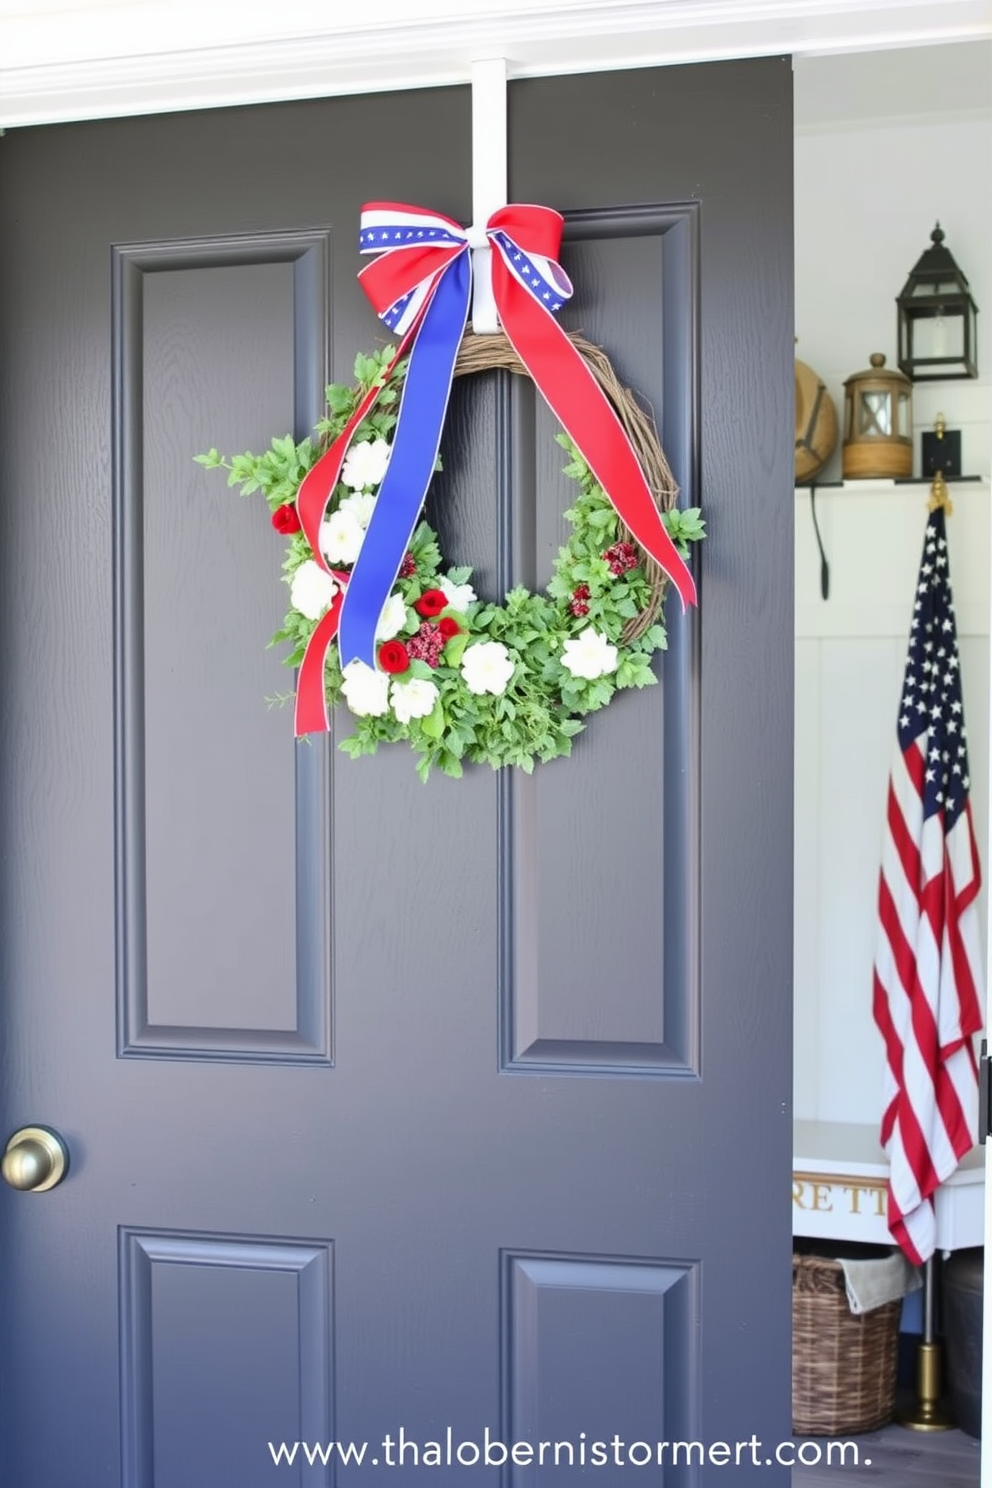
[[439, 574, 477, 612], [319, 508, 365, 566], [561, 627, 619, 681], [390, 677, 439, 725], [341, 438, 391, 491], [461, 640, 515, 697], [289, 560, 338, 621], [340, 660, 390, 717], [339, 490, 377, 530], [375, 592, 408, 641]]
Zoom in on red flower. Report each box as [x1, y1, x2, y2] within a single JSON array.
[[437, 616, 461, 639], [414, 588, 448, 618], [272, 502, 302, 535], [377, 640, 410, 675], [572, 584, 590, 600], [570, 600, 590, 617], [399, 552, 417, 579]]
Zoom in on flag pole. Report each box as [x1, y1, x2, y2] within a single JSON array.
[[927, 468, 954, 517], [896, 469, 958, 1434], [898, 1255, 956, 1430]]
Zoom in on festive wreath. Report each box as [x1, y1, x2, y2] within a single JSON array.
[[199, 201, 705, 778], [198, 329, 703, 780]]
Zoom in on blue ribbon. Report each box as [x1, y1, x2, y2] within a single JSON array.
[[338, 252, 472, 669]]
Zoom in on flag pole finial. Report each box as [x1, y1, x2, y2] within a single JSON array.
[[927, 469, 953, 516]]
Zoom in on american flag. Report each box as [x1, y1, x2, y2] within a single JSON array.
[[872, 504, 984, 1265]]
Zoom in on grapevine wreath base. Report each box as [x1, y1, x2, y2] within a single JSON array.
[[199, 329, 704, 780]]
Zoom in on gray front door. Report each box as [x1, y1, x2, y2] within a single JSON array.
[[0, 60, 794, 1486]]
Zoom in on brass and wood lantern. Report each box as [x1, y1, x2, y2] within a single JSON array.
[[842, 353, 913, 479]]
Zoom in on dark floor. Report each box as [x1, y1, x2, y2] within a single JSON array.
[[793, 1405, 980, 1485]]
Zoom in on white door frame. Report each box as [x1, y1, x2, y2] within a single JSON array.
[[0, 0, 989, 128]]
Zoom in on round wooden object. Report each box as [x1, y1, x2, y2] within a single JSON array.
[[842, 439, 912, 480], [794, 359, 838, 483]]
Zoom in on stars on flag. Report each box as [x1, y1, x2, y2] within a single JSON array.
[[895, 513, 971, 829]]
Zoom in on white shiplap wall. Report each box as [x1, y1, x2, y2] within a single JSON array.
[[793, 45, 992, 1125], [794, 480, 990, 1123], [794, 52, 992, 488]]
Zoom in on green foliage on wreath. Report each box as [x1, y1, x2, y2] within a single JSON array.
[[197, 347, 704, 780]]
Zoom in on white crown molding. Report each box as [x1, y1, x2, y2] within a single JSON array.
[[0, 0, 989, 129]]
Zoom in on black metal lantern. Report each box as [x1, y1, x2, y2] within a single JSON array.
[[897, 223, 979, 381]]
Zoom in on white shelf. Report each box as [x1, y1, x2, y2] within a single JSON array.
[[795, 478, 991, 640], [793, 1120, 984, 1250]]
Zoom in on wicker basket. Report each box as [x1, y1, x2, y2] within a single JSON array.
[[792, 1253, 901, 1436]]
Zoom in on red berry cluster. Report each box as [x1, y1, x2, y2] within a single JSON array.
[[406, 616, 461, 669], [603, 541, 638, 576], [407, 623, 445, 668], [399, 551, 417, 579], [570, 583, 590, 618]]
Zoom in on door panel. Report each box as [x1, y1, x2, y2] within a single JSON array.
[[496, 205, 697, 1078], [115, 231, 334, 1060], [503, 1253, 695, 1465], [120, 1232, 334, 1487], [0, 61, 793, 1485]]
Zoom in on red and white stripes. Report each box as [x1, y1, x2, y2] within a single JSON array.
[[873, 735, 983, 1263]]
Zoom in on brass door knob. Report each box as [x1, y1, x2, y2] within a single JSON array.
[[1, 1126, 69, 1192]]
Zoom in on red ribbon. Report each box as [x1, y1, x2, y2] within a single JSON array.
[[293, 570, 349, 736], [487, 210, 697, 612]]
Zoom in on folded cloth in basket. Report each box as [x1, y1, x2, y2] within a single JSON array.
[[837, 1252, 921, 1315]]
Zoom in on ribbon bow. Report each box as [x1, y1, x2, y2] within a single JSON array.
[[294, 201, 697, 736]]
